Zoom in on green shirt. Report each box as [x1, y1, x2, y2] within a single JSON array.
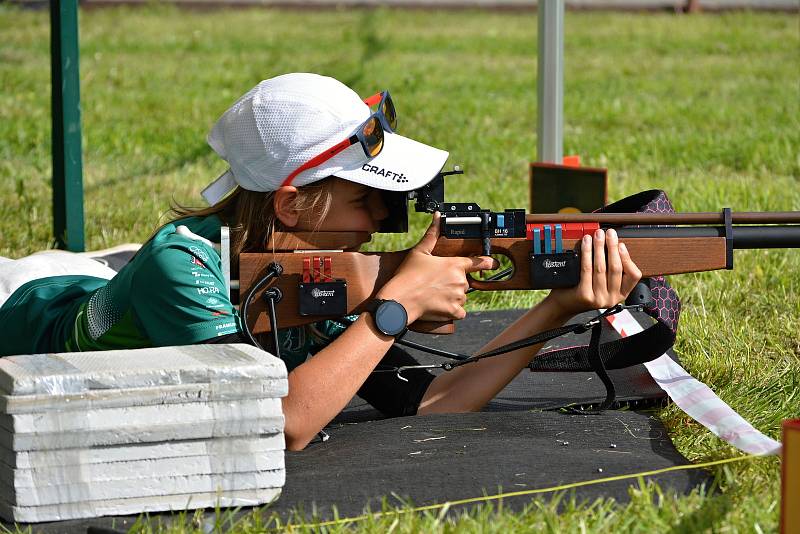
[[0, 215, 354, 375], [0, 216, 240, 356]]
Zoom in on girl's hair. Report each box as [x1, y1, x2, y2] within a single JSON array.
[[167, 178, 335, 274]]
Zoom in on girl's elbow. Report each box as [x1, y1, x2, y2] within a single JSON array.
[[282, 409, 316, 451], [284, 429, 313, 451]]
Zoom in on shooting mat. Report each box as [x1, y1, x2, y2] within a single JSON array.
[[2, 255, 706, 531], [258, 308, 704, 522]]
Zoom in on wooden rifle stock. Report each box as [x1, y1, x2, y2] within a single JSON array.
[[237, 211, 800, 335]]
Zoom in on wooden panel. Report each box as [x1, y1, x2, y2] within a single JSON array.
[[239, 236, 728, 333]]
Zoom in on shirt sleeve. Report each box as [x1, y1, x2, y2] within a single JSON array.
[[129, 243, 240, 346]]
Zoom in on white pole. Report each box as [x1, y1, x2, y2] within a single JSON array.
[[537, 0, 564, 164]]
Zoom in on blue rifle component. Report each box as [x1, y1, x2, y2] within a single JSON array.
[[530, 224, 580, 289], [555, 224, 563, 253], [544, 225, 552, 253]]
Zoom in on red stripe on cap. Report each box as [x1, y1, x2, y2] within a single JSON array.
[[281, 138, 354, 188]]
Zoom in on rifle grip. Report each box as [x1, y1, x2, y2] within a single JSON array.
[[408, 320, 455, 335]]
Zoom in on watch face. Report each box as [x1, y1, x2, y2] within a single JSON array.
[[375, 300, 408, 336]]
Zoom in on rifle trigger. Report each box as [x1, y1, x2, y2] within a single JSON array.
[[481, 212, 491, 256]]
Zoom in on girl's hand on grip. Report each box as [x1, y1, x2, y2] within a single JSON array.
[[377, 213, 496, 323]]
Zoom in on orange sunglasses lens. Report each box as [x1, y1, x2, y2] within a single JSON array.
[[381, 94, 397, 131], [362, 116, 384, 157]]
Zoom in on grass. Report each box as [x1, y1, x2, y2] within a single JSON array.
[[1, 4, 799, 533]]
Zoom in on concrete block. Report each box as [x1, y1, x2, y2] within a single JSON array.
[[1, 416, 285, 451], [0, 434, 284, 469], [0, 487, 282, 522], [4, 469, 286, 506], [0, 397, 283, 434], [2, 450, 284, 488], [0, 344, 286, 395], [0, 379, 287, 414]]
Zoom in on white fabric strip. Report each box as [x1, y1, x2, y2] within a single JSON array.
[[201, 169, 237, 205], [606, 309, 781, 456], [221, 226, 231, 298]]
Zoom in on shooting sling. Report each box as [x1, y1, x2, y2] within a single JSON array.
[[387, 190, 681, 412], [527, 190, 681, 409]]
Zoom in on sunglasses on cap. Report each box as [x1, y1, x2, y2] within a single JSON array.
[[280, 91, 397, 188]]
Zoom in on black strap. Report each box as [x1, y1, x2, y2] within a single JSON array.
[[383, 307, 644, 413], [585, 320, 615, 412], [527, 317, 674, 372]]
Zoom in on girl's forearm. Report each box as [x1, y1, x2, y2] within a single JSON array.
[[281, 313, 394, 450], [417, 296, 572, 414]]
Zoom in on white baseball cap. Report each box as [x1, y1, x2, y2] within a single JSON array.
[[202, 73, 449, 205]]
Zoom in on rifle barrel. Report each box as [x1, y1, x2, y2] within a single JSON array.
[[615, 225, 800, 249], [525, 211, 800, 225]]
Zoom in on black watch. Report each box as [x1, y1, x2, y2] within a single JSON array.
[[365, 299, 408, 338]]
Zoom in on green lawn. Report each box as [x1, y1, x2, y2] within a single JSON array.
[[1, 5, 799, 532]]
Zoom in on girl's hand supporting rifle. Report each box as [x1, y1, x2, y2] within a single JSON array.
[[281, 212, 496, 451], [543, 228, 642, 315], [417, 228, 642, 415], [376, 212, 497, 323]]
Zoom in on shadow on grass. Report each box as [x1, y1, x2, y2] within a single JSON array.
[[668, 493, 732, 534], [83, 141, 210, 194]]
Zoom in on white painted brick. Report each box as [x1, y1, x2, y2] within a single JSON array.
[[2, 416, 284, 451], [0, 487, 282, 522], [0, 434, 284, 469], [3, 450, 285, 488], [0, 345, 285, 395], [1, 397, 283, 434], [5, 469, 286, 506], [0, 379, 287, 414]]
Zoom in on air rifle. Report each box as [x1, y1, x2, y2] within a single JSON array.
[[237, 169, 800, 336]]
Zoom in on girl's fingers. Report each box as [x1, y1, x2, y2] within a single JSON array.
[[591, 228, 608, 296], [415, 212, 441, 253], [619, 242, 642, 295], [606, 229, 623, 296], [578, 234, 593, 297], [464, 255, 498, 273]]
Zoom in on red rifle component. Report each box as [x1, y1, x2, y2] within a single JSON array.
[[312, 256, 321, 283], [526, 222, 600, 241]]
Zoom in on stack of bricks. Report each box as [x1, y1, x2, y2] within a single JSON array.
[[0, 344, 287, 522]]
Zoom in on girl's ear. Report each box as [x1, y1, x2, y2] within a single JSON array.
[[274, 186, 300, 228]]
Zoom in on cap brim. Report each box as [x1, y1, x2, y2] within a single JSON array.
[[334, 131, 449, 192]]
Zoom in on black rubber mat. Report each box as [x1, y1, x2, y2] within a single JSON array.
[[20, 411, 708, 533], [6, 310, 696, 532], [270, 410, 708, 521]]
